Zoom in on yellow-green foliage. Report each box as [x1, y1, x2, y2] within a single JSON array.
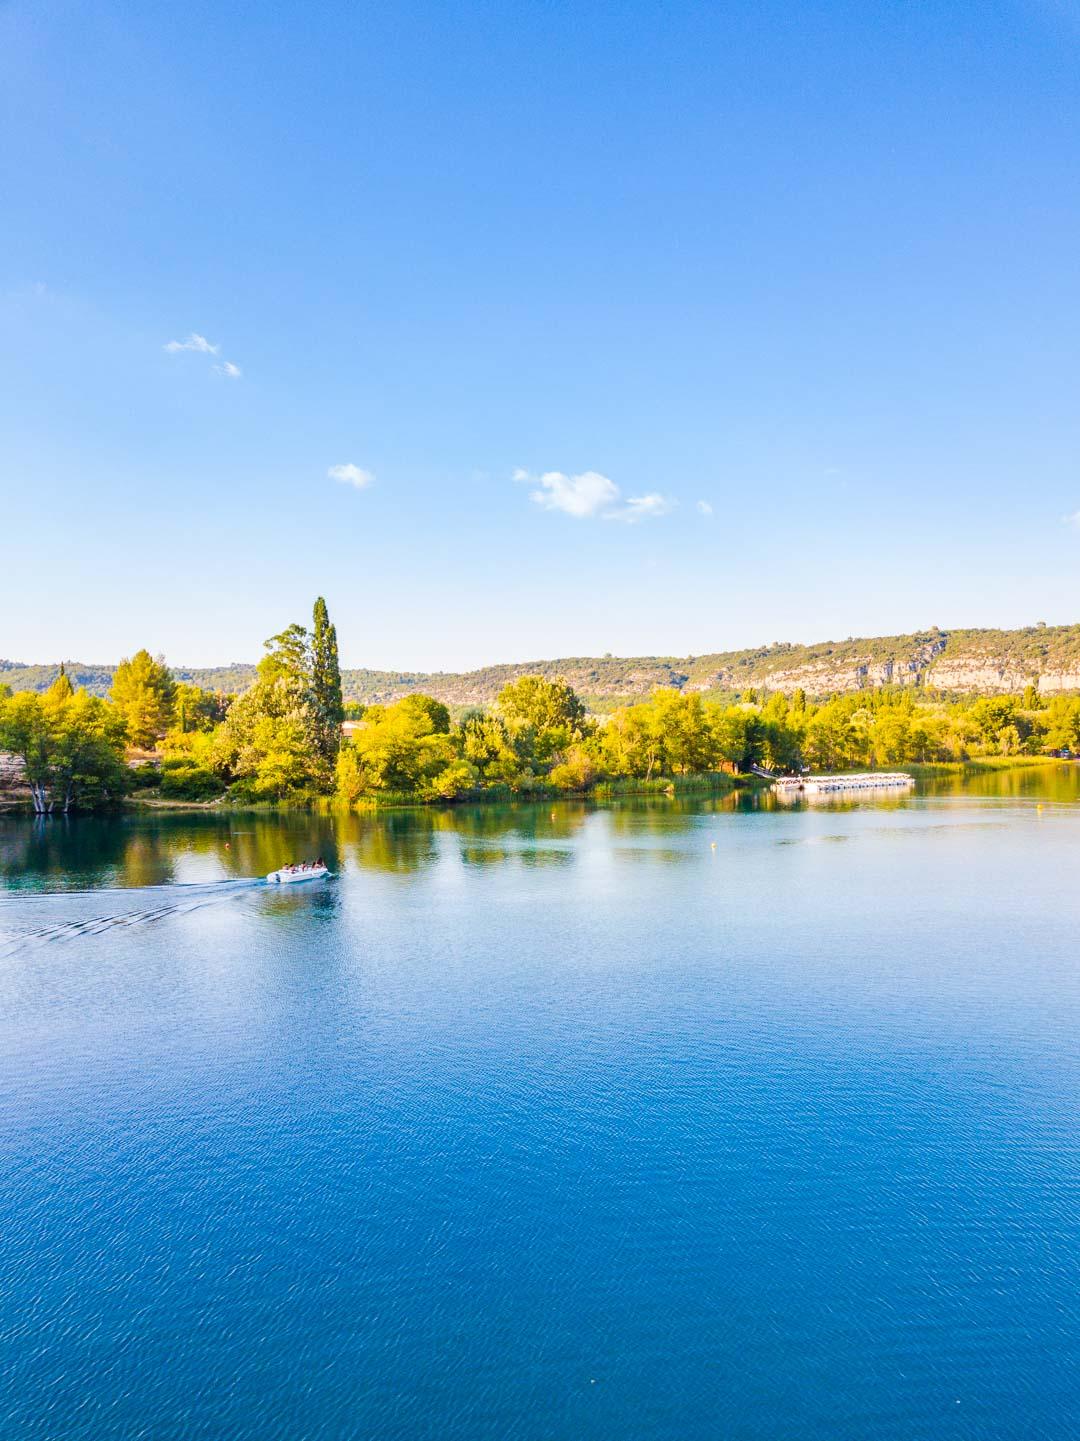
[[160, 728, 225, 800], [0, 676, 128, 813], [335, 696, 476, 802], [324, 679, 1079, 806], [12, 607, 1080, 813], [173, 682, 227, 734], [109, 649, 176, 749]]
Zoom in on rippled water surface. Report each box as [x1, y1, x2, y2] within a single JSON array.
[[2, 771, 1079, 1439]]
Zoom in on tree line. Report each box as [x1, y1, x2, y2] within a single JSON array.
[[3, 598, 1080, 812]]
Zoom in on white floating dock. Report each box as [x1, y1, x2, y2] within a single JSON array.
[[773, 772, 914, 796]]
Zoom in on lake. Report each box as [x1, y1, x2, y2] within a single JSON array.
[[2, 768, 1079, 1438]]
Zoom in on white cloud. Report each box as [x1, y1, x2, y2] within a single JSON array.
[[530, 469, 621, 518], [697, 499, 714, 517], [521, 468, 675, 522], [165, 332, 219, 355], [214, 361, 242, 379], [1066, 510, 1080, 528], [329, 462, 375, 490]]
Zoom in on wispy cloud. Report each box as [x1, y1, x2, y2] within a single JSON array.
[[166, 332, 244, 381], [519, 468, 676, 523], [164, 332, 219, 355], [696, 499, 714, 517], [329, 462, 375, 490], [619, 493, 676, 522], [1066, 510, 1080, 528]]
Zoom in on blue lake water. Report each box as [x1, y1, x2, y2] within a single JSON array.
[[1, 773, 1079, 1438]]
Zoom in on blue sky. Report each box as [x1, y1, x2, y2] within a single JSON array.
[[2, 0, 1079, 669]]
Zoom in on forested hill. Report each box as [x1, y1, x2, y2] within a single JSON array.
[[5, 624, 1080, 705]]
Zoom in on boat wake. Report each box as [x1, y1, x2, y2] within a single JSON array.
[[0, 878, 266, 957]]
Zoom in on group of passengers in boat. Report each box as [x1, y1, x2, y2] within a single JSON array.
[[283, 857, 326, 874]]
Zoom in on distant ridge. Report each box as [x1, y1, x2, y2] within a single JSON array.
[[4, 624, 1080, 705]]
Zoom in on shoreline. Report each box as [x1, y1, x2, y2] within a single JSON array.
[[0, 773, 756, 817], [1, 758, 1070, 817]]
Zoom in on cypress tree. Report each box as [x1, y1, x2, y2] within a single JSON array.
[[311, 597, 344, 762], [53, 663, 74, 701]]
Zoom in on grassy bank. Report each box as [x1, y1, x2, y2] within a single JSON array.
[[906, 756, 1068, 777], [127, 793, 229, 810], [13, 757, 1064, 817], [121, 770, 755, 814], [319, 770, 753, 812]]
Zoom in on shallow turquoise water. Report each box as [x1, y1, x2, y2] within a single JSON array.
[[1, 776, 1079, 1438]]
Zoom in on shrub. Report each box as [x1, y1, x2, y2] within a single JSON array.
[[160, 760, 223, 800]]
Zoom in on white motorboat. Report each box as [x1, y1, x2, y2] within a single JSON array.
[[266, 864, 330, 885]]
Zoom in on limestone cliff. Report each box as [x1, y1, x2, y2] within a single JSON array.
[[4, 624, 1080, 705]]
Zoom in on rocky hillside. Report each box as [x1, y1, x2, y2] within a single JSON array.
[[5, 624, 1080, 706]]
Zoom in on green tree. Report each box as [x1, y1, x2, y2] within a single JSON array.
[[212, 617, 326, 798], [398, 694, 450, 734], [497, 675, 585, 734], [709, 706, 753, 770], [260, 624, 311, 685], [599, 702, 662, 779], [174, 682, 228, 733], [907, 714, 947, 762], [641, 691, 713, 775], [0, 692, 53, 812], [160, 727, 226, 800], [0, 681, 127, 813], [1044, 697, 1080, 752], [334, 741, 364, 804], [497, 675, 586, 769], [245, 714, 313, 798], [51, 664, 74, 702], [870, 707, 911, 766], [548, 744, 597, 791], [110, 650, 176, 748], [215, 678, 323, 798], [459, 713, 519, 784], [803, 703, 861, 771], [311, 597, 344, 763], [46, 686, 128, 812], [334, 696, 476, 801], [998, 724, 1022, 756], [969, 696, 1020, 747]]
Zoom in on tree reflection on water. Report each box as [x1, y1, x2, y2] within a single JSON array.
[[1, 763, 1076, 891]]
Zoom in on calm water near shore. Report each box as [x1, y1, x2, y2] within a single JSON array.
[[2, 767, 1079, 1438]]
